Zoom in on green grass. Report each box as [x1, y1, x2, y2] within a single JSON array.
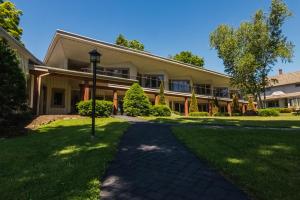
[[143, 114, 300, 128], [0, 118, 129, 200], [172, 127, 300, 200]]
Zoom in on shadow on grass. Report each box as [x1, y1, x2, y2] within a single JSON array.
[[172, 127, 300, 200], [0, 119, 129, 199], [149, 116, 300, 128]]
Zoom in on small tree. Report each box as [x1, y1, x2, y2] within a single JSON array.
[[171, 51, 204, 68], [0, 38, 26, 118], [115, 34, 144, 51], [189, 89, 199, 112], [232, 94, 240, 113], [212, 97, 219, 114], [123, 83, 151, 116], [129, 40, 144, 51], [158, 81, 166, 105], [115, 34, 128, 47], [247, 97, 255, 111]]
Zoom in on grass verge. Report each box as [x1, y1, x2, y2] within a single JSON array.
[[172, 127, 300, 200], [0, 118, 129, 200]]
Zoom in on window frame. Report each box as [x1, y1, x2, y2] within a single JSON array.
[[51, 88, 65, 108]]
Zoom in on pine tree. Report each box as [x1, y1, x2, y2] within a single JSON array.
[[158, 81, 166, 105], [247, 97, 255, 111], [232, 94, 240, 113], [123, 83, 151, 116], [189, 89, 199, 112]]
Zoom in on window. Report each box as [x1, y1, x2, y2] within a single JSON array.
[[213, 87, 229, 98], [140, 74, 164, 88], [98, 67, 129, 78], [267, 100, 279, 108], [51, 88, 65, 108], [169, 80, 190, 92], [194, 84, 211, 95]]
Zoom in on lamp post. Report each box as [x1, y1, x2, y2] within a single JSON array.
[[89, 49, 101, 138]]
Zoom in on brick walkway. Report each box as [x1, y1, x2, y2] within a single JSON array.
[[100, 123, 249, 200]]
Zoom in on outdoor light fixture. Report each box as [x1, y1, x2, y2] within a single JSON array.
[[89, 49, 101, 138]]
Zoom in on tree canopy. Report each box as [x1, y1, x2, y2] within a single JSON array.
[[171, 51, 204, 68], [210, 0, 293, 108], [115, 34, 144, 51], [0, 0, 23, 41]]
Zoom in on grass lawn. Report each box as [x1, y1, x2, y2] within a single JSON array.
[[143, 114, 300, 128], [172, 127, 300, 200], [0, 118, 129, 200]]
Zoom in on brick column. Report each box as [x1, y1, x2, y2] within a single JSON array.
[[32, 74, 40, 115], [227, 102, 232, 116], [113, 90, 118, 115], [81, 81, 90, 101], [184, 97, 189, 117]]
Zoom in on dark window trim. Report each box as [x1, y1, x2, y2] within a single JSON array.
[[51, 88, 65, 108]]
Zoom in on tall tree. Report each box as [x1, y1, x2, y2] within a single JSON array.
[[171, 51, 204, 68], [0, 38, 26, 118], [210, 0, 293, 108], [0, 0, 23, 41], [115, 34, 144, 51]]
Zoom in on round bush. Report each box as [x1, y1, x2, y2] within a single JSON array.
[[77, 100, 113, 117], [258, 108, 279, 117], [189, 112, 209, 117], [150, 105, 171, 116]]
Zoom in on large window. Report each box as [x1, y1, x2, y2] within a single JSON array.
[[213, 87, 229, 98], [97, 67, 129, 78], [267, 100, 279, 108], [51, 88, 65, 108], [194, 84, 211, 95], [139, 74, 164, 89], [169, 80, 190, 92]]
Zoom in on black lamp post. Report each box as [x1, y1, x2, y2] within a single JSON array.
[[89, 49, 101, 138]]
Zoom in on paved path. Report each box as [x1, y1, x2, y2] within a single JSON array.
[[100, 123, 249, 200]]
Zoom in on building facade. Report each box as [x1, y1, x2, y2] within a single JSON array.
[[265, 69, 300, 108], [2, 28, 249, 116]]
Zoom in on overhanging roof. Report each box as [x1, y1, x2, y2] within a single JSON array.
[[44, 29, 230, 79]]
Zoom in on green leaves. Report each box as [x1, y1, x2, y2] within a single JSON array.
[[171, 51, 204, 68], [115, 34, 144, 51], [0, 1, 23, 41], [210, 0, 293, 107]]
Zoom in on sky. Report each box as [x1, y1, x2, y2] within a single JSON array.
[[13, 0, 300, 75]]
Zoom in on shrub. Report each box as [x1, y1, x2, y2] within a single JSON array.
[[213, 112, 230, 117], [123, 83, 151, 116], [189, 112, 209, 117], [232, 112, 242, 116], [258, 108, 279, 117], [189, 89, 199, 113], [150, 105, 171, 116], [77, 100, 113, 117], [277, 108, 292, 113]]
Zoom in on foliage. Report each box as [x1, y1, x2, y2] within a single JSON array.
[[123, 83, 151, 116], [211, 97, 219, 115], [150, 105, 171, 117], [115, 34, 144, 51], [172, 111, 182, 116], [232, 94, 240, 113], [171, 51, 204, 68], [0, 118, 129, 199], [213, 112, 230, 117], [0, 38, 26, 119], [273, 107, 292, 113], [189, 112, 209, 117], [258, 108, 279, 116], [189, 89, 199, 113], [77, 100, 113, 117], [210, 0, 294, 108], [247, 97, 255, 111], [0, 1, 23, 41], [158, 81, 166, 105]]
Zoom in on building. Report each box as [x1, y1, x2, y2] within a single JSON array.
[[1, 28, 248, 116], [265, 69, 300, 108]]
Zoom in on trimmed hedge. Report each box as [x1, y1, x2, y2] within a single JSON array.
[[77, 100, 113, 117], [189, 112, 209, 117], [258, 108, 279, 117], [151, 105, 171, 116]]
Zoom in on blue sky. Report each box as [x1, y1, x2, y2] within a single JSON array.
[[13, 0, 300, 75]]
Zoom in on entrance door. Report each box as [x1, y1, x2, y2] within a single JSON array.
[[71, 90, 80, 113]]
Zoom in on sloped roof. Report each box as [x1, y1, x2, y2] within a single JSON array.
[[268, 71, 300, 87]]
